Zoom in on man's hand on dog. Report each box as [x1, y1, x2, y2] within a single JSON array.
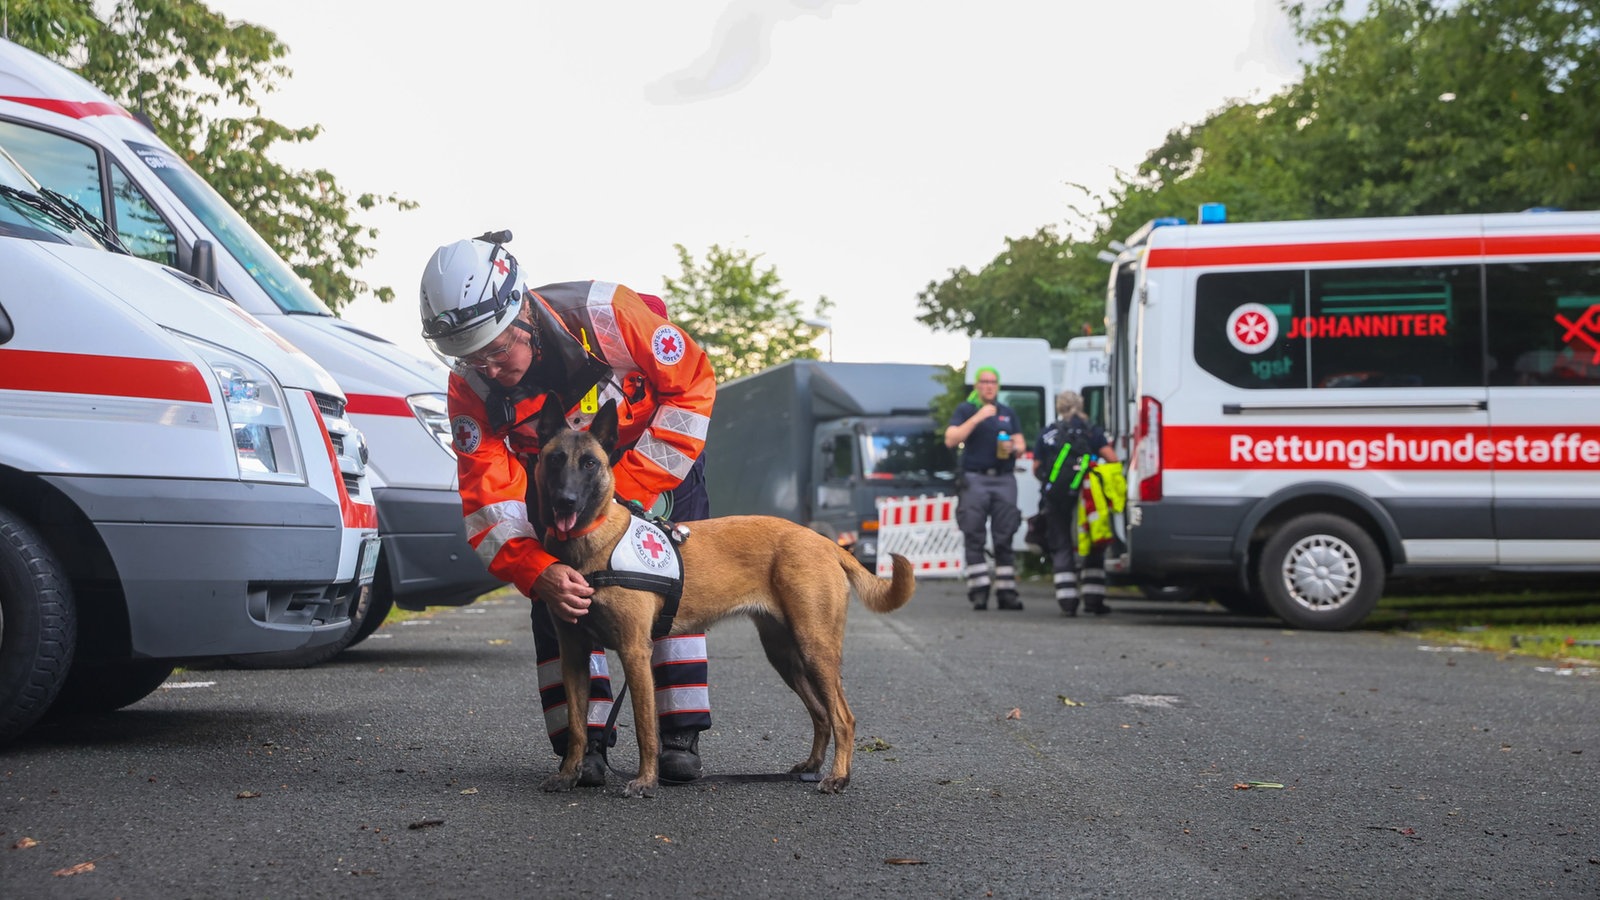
[[536, 563, 594, 623]]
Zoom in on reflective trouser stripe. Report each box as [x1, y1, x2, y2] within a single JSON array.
[[964, 560, 991, 591], [1081, 565, 1107, 604], [993, 564, 1016, 592], [654, 633, 711, 731], [1054, 568, 1079, 602], [538, 650, 614, 750]]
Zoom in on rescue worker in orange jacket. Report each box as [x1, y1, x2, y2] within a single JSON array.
[[419, 231, 716, 785]]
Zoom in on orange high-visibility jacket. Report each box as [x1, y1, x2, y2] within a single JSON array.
[[446, 281, 715, 597]]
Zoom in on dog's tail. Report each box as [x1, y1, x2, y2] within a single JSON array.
[[836, 546, 915, 614]]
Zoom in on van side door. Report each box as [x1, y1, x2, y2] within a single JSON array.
[[1481, 221, 1600, 564]]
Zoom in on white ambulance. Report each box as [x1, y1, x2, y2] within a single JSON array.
[[0, 149, 376, 741], [1103, 206, 1600, 629], [0, 39, 499, 657]]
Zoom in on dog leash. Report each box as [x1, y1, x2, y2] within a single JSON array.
[[593, 682, 822, 785]]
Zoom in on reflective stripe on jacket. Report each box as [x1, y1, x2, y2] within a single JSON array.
[[1076, 461, 1127, 558]]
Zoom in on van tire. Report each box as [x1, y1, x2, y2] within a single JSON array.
[[1257, 513, 1382, 631], [347, 578, 394, 649], [0, 507, 77, 743], [47, 659, 175, 716]]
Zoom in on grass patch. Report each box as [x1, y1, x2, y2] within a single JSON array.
[[1366, 588, 1600, 664]]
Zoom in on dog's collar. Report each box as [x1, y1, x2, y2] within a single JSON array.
[[545, 515, 608, 543]]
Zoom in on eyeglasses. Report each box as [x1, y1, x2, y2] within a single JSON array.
[[977, 378, 999, 385], [461, 336, 520, 371]]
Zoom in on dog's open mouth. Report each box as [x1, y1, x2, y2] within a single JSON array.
[[553, 510, 580, 537]]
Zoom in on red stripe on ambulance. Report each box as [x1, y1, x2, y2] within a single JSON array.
[[1147, 234, 1600, 269], [0, 348, 210, 403], [1164, 425, 1600, 471], [0, 94, 136, 120]]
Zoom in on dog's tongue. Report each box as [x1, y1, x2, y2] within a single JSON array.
[[555, 512, 578, 535]]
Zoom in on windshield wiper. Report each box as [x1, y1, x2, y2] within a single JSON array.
[[39, 188, 131, 255], [0, 183, 79, 231]]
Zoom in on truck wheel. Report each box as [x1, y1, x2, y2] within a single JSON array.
[[0, 507, 77, 743], [224, 580, 375, 670], [47, 658, 175, 716], [1257, 513, 1382, 630]]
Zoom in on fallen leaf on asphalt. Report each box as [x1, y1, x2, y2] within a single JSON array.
[[1233, 783, 1252, 790], [408, 818, 445, 830], [1006, 708, 1022, 720], [13, 836, 39, 849], [1058, 695, 1084, 707], [1248, 782, 1285, 789], [884, 858, 926, 865], [236, 791, 262, 799], [653, 835, 673, 843], [857, 737, 892, 752], [53, 861, 95, 876], [459, 788, 478, 795]]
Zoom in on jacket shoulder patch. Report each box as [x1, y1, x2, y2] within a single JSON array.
[[451, 415, 482, 453], [651, 325, 687, 365]]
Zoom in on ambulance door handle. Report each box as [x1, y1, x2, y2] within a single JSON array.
[[1222, 400, 1489, 415]]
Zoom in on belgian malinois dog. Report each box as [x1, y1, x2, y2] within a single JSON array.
[[531, 397, 916, 797]]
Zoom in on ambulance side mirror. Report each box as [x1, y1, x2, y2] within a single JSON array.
[[189, 240, 218, 290]]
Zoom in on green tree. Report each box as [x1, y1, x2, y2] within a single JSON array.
[[7, 0, 412, 311], [661, 243, 832, 381]]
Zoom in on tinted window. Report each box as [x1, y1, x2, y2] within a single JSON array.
[[1195, 270, 1306, 388], [1486, 260, 1600, 386], [1195, 266, 1485, 389], [1307, 265, 1483, 388]]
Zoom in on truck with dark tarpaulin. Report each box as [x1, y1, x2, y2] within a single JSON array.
[[703, 360, 957, 565]]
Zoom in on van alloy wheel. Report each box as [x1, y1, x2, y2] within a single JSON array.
[[1257, 513, 1382, 631]]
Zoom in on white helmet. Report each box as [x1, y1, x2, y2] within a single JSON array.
[[419, 231, 526, 358]]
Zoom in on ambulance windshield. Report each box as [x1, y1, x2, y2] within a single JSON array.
[[125, 141, 333, 316]]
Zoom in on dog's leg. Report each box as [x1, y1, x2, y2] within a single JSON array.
[[783, 584, 857, 793], [753, 616, 829, 774], [616, 627, 660, 798], [541, 625, 594, 793]]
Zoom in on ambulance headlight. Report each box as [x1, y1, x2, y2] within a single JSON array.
[[409, 392, 455, 458], [178, 335, 305, 483]]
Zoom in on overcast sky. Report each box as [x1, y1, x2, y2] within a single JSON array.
[[204, 0, 1302, 366]]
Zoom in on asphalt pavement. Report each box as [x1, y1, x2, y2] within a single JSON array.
[[3, 575, 1596, 899]]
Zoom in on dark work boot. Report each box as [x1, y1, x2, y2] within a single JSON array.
[[659, 728, 704, 783], [996, 590, 1023, 611], [968, 589, 989, 610], [578, 731, 608, 787]]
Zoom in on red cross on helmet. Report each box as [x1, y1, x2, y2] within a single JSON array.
[[418, 231, 528, 358]]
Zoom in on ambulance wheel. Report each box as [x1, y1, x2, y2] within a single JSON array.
[[0, 507, 77, 743], [1257, 513, 1382, 630], [347, 575, 394, 648], [47, 658, 175, 716]]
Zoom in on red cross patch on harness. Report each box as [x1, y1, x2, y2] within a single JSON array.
[[628, 520, 674, 570]]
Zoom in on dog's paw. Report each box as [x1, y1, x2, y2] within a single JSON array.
[[817, 774, 850, 794], [623, 778, 658, 799], [541, 773, 579, 793], [789, 759, 823, 774]]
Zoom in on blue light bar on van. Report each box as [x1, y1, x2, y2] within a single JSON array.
[[1199, 202, 1227, 224]]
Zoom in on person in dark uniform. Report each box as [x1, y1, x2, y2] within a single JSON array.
[[945, 366, 1027, 610], [1033, 389, 1118, 616]]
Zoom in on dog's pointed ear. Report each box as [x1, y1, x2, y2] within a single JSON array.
[[534, 393, 568, 448], [588, 399, 620, 457]]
